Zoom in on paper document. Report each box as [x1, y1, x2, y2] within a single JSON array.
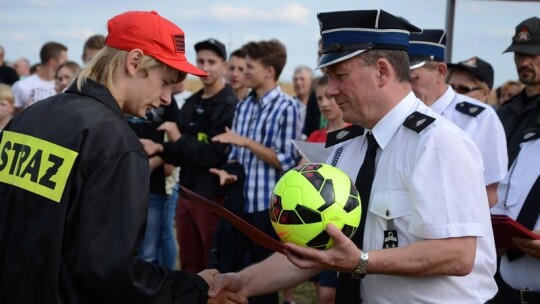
[[292, 140, 332, 164]]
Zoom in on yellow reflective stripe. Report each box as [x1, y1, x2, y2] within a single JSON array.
[[0, 131, 78, 203]]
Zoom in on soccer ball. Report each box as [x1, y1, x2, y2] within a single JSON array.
[[269, 163, 361, 250]]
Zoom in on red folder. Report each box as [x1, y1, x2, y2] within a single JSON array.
[[491, 214, 540, 252]]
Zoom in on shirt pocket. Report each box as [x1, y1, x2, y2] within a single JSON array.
[[370, 191, 412, 220], [368, 191, 415, 248]]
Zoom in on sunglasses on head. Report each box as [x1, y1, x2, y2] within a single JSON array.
[[450, 84, 483, 94]]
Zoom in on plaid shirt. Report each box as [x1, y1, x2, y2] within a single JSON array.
[[229, 86, 302, 213]]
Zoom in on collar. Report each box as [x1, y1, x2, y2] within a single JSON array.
[[250, 86, 282, 108], [65, 79, 125, 121], [371, 91, 417, 150], [431, 85, 455, 114]]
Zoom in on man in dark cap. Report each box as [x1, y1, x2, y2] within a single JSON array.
[[492, 16, 540, 304], [446, 56, 494, 103], [140, 37, 237, 274], [208, 9, 496, 304], [408, 29, 507, 207], [497, 16, 540, 165]]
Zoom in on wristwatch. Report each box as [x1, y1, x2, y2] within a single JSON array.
[[351, 250, 369, 279]]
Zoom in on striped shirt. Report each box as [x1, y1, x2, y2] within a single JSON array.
[[229, 86, 302, 213]]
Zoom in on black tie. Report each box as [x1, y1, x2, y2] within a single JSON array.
[[335, 132, 378, 304]]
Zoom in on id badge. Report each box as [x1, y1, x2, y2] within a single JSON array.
[[383, 219, 398, 249]]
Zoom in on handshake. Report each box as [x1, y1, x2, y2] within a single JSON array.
[[198, 269, 247, 304]]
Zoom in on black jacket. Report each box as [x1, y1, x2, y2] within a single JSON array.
[[161, 85, 237, 198], [0, 80, 208, 303], [497, 90, 540, 165]]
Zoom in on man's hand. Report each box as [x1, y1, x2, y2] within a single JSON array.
[[513, 230, 540, 260], [140, 138, 163, 157], [212, 127, 248, 147], [284, 223, 360, 273], [207, 273, 248, 304], [197, 269, 220, 286], [158, 121, 181, 142], [209, 168, 238, 186], [148, 156, 164, 172]]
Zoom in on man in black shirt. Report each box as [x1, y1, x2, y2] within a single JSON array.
[[141, 38, 237, 274], [497, 16, 540, 165], [0, 45, 19, 85]]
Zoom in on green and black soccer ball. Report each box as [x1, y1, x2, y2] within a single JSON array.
[[270, 163, 361, 249]]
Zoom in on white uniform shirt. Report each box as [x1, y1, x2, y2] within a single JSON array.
[[329, 92, 497, 303], [431, 86, 508, 186], [491, 134, 540, 291]]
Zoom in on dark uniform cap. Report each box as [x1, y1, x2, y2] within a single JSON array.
[[316, 9, 422, 69], [504, 17, 540, 55], [447, 56, 494, 89], [194, 38, 227, 60], [408, 29, 446, 70]]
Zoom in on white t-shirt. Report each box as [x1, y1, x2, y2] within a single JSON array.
[[492, 133, 540, 291], [431, 86, 508, 186], [11, 74, 56, 109], [328, 92, 497, 303]]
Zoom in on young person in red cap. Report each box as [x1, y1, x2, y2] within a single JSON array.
[[0, 10, 245, 304]]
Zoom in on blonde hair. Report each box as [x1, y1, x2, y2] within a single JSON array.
[[76, 46, 186, 92], [0, 84, 14, 105]]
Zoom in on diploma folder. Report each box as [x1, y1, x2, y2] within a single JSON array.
[[491, 214, 540, 252]]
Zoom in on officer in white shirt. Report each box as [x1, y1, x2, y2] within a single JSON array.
[[408, 29, 508, 207], [207, 10, 497, 304], [491, 126, 540, 303]]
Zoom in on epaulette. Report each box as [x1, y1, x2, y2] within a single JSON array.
[[455, 101, 486, 117], [403, 111, 436, 133], [325, 125, 364, 148], [520, 127, 540, 143]]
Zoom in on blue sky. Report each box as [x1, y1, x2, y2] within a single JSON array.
[[1, 0, 539, 87]]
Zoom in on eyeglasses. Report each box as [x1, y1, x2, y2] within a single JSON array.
[[449, 84, 483, 94]]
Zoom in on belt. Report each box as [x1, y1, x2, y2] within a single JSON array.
[[510, 288, 540, 304]]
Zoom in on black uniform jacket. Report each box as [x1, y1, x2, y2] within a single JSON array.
[[0, 80, 208, 303], [161, 85, 237, 198], [497, 90, 540, 165]]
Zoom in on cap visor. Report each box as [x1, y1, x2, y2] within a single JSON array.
[[409, 60, 427, 70], [178, 61, 207, 77], [160, 57, 207, 77], [504, 44, 540, 55], [316, 50, 365, 70]]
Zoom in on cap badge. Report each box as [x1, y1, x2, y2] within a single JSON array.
[[336, 130, 350, 140], [515, 26, 531, 42], [173, 34, 185, 53]]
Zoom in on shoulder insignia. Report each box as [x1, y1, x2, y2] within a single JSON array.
[[403, 111, 436, 133], [520, 127, 540, 143], [455, 101, 486, 117], [325, 125, 364, 147]]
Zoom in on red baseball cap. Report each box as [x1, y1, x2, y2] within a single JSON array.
[[105, 10, 206, 77]]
